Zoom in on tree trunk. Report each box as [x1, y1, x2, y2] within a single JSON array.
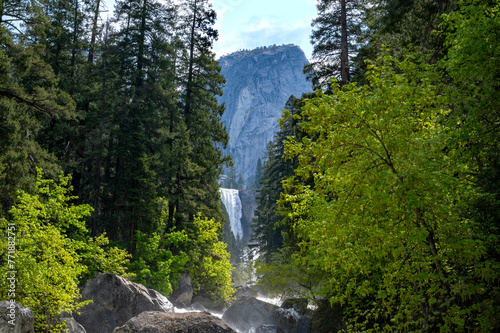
[[71, 0, 79, 77], [184, 0, 198, 124], [136, 0, 147, 87], [340, 0, 349, 86], [87, 0, 101, 64]]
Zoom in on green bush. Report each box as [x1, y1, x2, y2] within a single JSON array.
[[0, 170, 129, 332]]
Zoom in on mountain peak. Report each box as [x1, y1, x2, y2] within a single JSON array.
[[218, 44, 312, 186]]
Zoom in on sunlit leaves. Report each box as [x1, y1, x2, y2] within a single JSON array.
[[0, 170, 129, 332], [281, 53, 499, 331]]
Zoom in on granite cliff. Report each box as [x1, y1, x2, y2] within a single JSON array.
[[219, 44, 312, 185]]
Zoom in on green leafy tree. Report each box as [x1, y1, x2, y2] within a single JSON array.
[[187, 214, 234, 303], [128, 199, 190, 295], [0, 170, 129, 332], [440, 0, 500, 284], [280, 53, 499, 331]]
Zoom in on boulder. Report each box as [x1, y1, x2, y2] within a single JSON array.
[[169, 273, 194, 308], [189, 303, 208, 312], [221, 297, 279, 333], [274, 307, 299, 332], [0, 301, 34, 333], [191, 294, 225, 314], [112, 311, 236, 333], [234, 286, 258, 300], [74, 273, 173, 333], [59, 315, 87, 333]]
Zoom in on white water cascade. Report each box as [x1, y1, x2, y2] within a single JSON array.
[[219, 188, 243, 240]]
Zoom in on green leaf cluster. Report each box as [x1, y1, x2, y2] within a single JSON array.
[[276, 49, 499, 331], [186, 214, 234, 303], [0, 170, 129, 332], [128, 202, 190, 295]]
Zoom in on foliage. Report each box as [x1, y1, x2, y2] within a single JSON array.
[[0, 21, 75, 216], [280, 53, 500, 332], [187, 214, 234, 303], [0, 170, 129, 332], [251, 95, 305, 263], [128, 198, 190, 295]]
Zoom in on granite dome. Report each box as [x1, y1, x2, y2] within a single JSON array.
[[219, 44, 312, 185]]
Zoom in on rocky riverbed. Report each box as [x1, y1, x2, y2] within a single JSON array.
[[0, 273, 315, 333]]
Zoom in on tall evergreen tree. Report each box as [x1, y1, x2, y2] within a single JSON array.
[[101, 0, 178, 245], [0, 1, 75, 216], [167, 0, 229, 226], [305, 0, 364, 88]]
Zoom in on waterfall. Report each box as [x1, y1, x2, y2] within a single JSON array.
[[220, 188, 243, 240]]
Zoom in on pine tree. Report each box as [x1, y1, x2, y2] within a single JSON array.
[[0, 2, 75, 216], [305, 0, 364, 89], [101, 0, 178, 245], [167, 0, 229, 226]]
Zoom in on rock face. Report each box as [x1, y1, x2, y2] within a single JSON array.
[[219, 44, 312, 185], [75, 273, 173, 333], [59, 314, 87, 333], [112, 311, 236, 333], [0, 301, 34, 333], [239, 189, 256, 242]]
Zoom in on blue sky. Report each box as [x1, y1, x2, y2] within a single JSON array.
[[104, 0, 317, 59], [213, 0, 316, 58]]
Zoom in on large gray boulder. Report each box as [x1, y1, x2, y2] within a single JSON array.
[[75, 273, 173, 333], [58, 313, 87, 333], [112, 311, 236, 333], [191, 293, 225, 314], [222, 297, 280, 333], [0, 301, 34, 333], [169, 273, 193, 308], [294, 313, 313, 333], [234, 286, 258, 300]]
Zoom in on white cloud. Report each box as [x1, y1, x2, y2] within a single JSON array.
[[214, 15, 312, 58]]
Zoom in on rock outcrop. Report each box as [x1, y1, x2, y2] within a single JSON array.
[[190, 293, 226, 314], [59, 314, 87, 333], [0, 301, 34, 333], [239, 189, 256, 242], [112, 311, 236, 333], [75, 273, 173, 333], [219, 44, 312, 185]]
